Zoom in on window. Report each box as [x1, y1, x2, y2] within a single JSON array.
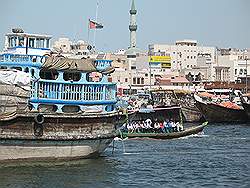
[[141, 77, 144, 84], [18, 37, 24, 46], [36, 38, 45, 48], [24, 67, 29, 73], [137, 77, 140, 84], [235, 69, 237, 75], [125, 78, 128, 82], [133, 78, 136, 84], [29, 38, 35, 48], [11, 67, 22, 71], [10, 36, 17, 47], [46, 39, 50, 48], [40, 70, 59, 80], [145, 73, 148, 77], [191, 56, 193, 59], [187, 56, 189, 59]]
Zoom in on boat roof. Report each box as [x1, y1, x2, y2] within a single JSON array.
[[6, 32, 52, 39]]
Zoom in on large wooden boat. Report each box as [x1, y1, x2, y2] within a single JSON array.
[[120, 122, 207, 139], [0, 30, 126, 161], [194, 94, 247, 123], [181, 106, 204, 122]]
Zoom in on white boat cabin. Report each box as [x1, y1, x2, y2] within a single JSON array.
[[3, 28, 52, 56]]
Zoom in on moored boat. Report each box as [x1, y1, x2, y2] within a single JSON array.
[[0, 30, 126, 161], [240, 93, 250, 120], [194, 94, 247, 123]]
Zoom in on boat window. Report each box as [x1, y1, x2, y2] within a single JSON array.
[[86, 72, 102, 82], [18, 37, 24, 46], [62, 105, 81, 113], [29, 38, 35, 48], [10, 36, 17, 47], [46, 39, 50, 48], [40, 69, 59, 80], [31, 69, 35, 77], [24, 67, 29, 73], [36, 38, 45, 48], [0, 66, 7, 70], [11, 67, 22, 71], [63, 72, 81, 81]]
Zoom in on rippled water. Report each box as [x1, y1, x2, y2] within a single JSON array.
[[0, 124, 249, 188]]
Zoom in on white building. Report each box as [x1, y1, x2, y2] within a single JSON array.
[[149, 40, 215, 72], [216, 49, 250, 82]]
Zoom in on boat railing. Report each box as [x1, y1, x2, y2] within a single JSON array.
[[94, 60, 112, 71], [0, 54, 42, 66], [30, 79, 117, 113]]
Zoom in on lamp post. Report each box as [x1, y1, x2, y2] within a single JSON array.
[[245, 57, 248, 93]]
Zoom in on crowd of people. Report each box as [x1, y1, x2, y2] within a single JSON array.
[[122, 118, 184, 134]]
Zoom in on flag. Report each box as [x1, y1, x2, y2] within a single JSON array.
[[89, 19, 103, 29]]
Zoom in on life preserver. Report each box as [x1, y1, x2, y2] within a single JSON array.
[[34, 114, 44, 124], [34, 123, 43, 137]]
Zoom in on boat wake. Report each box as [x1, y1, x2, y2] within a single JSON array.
[[178, 132, 209, 139], [123, 152, 140, 155]]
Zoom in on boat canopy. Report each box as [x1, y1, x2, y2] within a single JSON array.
[[42, 56, 96, 72]]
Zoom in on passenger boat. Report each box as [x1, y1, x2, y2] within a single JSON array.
[[194, 93, 247, 123], [0, 29, 126, 161], [130, 90, 182, 122], [120, 122, 208, 139]]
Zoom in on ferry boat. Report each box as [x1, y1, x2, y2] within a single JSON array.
[[0, 29, 127, 161]]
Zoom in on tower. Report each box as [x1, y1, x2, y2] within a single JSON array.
[[129, 0, 137, 48]]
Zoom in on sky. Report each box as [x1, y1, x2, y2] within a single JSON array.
[[0, 0, 249, 52]]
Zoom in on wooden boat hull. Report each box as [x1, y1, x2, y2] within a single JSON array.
[[181, 106, 204, 122], [242, 102, 250, 120], [120, 123, 207, 139], [195, 100, 247, 123], [0, 112, 126, 161]]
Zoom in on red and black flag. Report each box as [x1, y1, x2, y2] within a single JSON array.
[[89, 19, 103, 29]]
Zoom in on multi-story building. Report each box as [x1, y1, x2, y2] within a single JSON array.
[[149, 40, 215, 73]]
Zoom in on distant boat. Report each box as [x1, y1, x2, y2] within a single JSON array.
[[194, 94, 247, 123], [119, 122, 208, 139], [240, 93, 250, 120]]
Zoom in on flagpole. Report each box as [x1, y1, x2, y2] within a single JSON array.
[[93, 0, 99, 50], [87, 19, 90, 44]]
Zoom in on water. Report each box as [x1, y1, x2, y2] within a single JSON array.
[[0, 124, 249, 188]]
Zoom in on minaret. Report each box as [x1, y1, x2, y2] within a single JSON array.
[[129, 0, 137, 48]]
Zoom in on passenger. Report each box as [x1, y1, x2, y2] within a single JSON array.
[[171, 121, 177, 132], [168, 120, 173, 132], [139, 121, 145, 133], [154, 122, 160, 133], [127, 123, 133, 133], [159, 122, 165, 133]]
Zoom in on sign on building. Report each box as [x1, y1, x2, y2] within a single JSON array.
[[149, 56, 171, 68]]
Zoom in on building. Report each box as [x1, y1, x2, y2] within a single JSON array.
[[148, 40, 215, 74], [53, 38, 92, 57], [216, 48, 250, 82]]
